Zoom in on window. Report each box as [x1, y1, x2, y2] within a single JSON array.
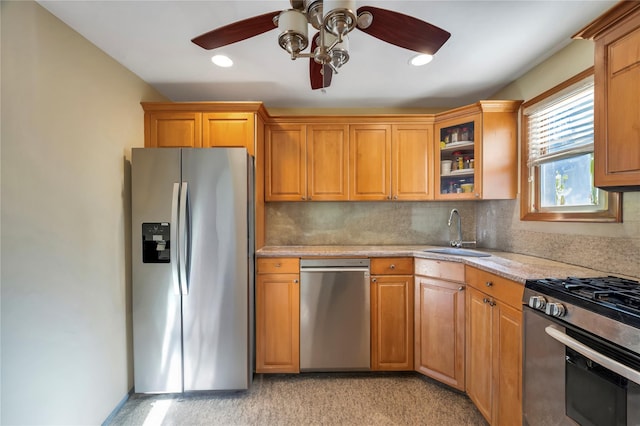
[[521, 68, 621, 222]]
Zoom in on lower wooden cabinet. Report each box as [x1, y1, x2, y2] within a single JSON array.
[[465, 266, 523, 426], [255, 258, 300, 373], [414, 259, 465, 391], [370, 258, 414, 371]]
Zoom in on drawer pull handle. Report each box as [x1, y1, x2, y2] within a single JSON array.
[[390, 264, 396, 270], [485, 281, 493, 287]]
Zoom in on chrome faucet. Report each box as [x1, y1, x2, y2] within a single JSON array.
[[448, 208, 462, 247]]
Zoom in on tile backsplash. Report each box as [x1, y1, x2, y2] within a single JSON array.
[[266, 201, 476, 246], [265, 193, 640, 279]]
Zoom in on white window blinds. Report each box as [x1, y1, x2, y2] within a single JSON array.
[[525, 76, 595, 168]]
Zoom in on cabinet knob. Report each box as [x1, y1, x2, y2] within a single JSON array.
[[372, 277, 377, 283], [275, 263, 281, 268], [301, 196, 306, 200], [458, 286, 464, 292], [293, 279, 299, 284], [387, 195, 391, 200], [485, 281, 493, 287], [389, 264, 396, 270], [308, 196, 312, 200], [393, 195, 398, 200]]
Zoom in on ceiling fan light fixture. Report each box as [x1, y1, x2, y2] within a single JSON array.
[[304, 0, 324, 30], [324, 33, 349, 70], [323, 0, 357, 36], [277, 9, 309, 57], [410, 54, 434, 66], [211, 54, 233, 67]]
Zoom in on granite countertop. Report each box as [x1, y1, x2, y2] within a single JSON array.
[[256, 245, 616, 284]]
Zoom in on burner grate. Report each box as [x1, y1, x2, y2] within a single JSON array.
[[526, 275, 640, 323]]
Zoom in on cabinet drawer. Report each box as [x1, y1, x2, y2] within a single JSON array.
[[465, 265, 523, 309], [415, 258, 464, 282], [257, 257, 300, 274], [371, 257, 413, 275]]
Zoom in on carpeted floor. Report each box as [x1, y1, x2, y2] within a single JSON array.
[[108, 372, 488, 425]]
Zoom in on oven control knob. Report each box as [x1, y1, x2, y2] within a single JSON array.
[[545, 302, 566, 317], [528, 295, 547, 310]]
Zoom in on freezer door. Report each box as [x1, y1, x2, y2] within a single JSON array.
[[131, 148, 183, 393], [181, 148, 252, 391]]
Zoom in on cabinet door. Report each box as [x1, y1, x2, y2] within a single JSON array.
[[493, 301, 522, 426], [465, 286, 493, 423], [255, 273, 300, 373], [392, 124, 434, 200], [349, 125, 391, 200], [371, 275, 414, 370], [594, 13, 640, 189], [265, 124, 306, 201], [202, 112, 255, 156], [415, 276, 465, 390], [307, 124, 349, 200], [434, 114, 480, 200], [145, 111, 202, 147]]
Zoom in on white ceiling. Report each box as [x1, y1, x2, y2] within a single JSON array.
[[37, 0, 617, 110]]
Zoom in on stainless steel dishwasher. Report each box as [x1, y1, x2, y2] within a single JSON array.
[[299, 258, 370, 371]]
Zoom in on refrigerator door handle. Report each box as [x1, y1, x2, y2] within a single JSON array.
[[178, 181, 189, 295], [170, 182, 181, 295]]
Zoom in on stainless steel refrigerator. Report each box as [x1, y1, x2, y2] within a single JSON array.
[[131, 147, 254, 393]]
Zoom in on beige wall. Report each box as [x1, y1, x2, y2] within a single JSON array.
[[1, 1, 166, 424], [484, 40, 640, 278]]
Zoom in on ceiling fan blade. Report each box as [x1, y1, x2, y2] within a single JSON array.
[[309, 33, 333, 90], [356, 6, 451, 55], [191, 11, 280, 50]]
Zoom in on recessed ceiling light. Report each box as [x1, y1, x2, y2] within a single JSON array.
[[211, 55, 233, 67], [410, 54, 433, 66]]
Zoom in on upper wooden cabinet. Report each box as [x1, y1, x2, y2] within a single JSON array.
[[265, 123, 307, 201], [307, 124, 349, 201], [574, 2, 640, 191], [434, 101, 521, 200], [265, 123, 349, 201], [350, 124, 392, 200], [142, 102, 268, 156], [349, 123, 434, 201]]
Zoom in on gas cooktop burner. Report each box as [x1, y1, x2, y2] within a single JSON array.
[[525, 275, 640, 327]]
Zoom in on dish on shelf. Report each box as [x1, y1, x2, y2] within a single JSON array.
[[443, 168, 474, 176], [441, 141, 474, 150]]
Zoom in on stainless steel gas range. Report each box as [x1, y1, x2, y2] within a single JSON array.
[[523, 276, 640, 426]]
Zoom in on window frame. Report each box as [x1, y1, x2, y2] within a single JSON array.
[[520, 67, 622, 222]]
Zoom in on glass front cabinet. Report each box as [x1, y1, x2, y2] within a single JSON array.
[[434, 101, 522, 200]]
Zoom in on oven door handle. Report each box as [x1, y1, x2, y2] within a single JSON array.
[[545, 325, 640, 384]]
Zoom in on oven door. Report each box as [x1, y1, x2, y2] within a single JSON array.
[[524, 306, 640, 426]]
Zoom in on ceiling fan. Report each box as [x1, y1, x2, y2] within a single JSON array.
[[191, 0, 451, 90]]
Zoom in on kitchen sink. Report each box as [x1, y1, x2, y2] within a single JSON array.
[[423, 248, 491, 257]]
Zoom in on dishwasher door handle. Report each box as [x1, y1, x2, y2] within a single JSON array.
[[300, 267, 371, 273]]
